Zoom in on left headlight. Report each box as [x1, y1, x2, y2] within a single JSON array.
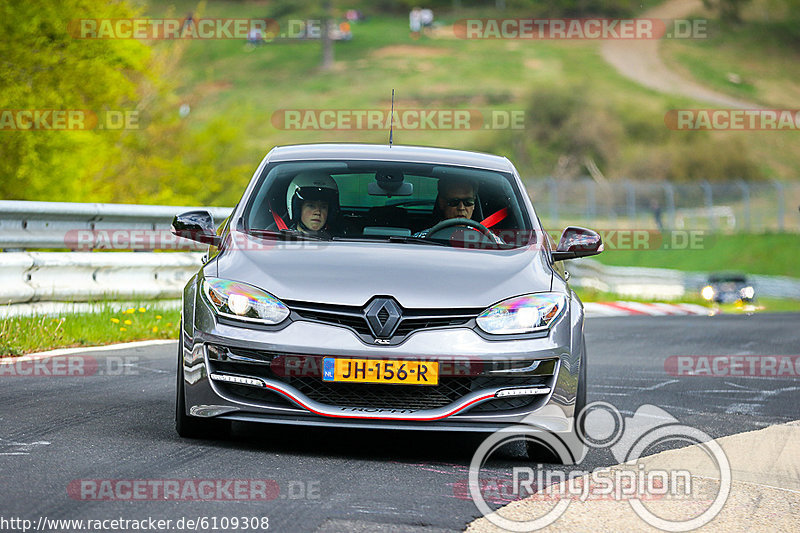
[[476, 293, 567, 335], [701, 285, 715, 301], [202, 278, 290, 324]]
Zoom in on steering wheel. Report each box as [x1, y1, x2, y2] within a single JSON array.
[[424, 217, 494, 240]]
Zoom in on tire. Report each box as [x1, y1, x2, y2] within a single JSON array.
[[526, 337, 587, 464], [175, 327, 231, 439]]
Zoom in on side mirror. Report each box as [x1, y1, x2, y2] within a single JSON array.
[[171, 210, 221, 246], [551, 226, 603, 261]]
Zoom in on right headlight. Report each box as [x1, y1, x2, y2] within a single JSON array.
[[202, 278, 290, 324], [476, 293, 567, 335]]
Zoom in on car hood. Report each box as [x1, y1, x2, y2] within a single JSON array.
[[212, 235, 554, 308]]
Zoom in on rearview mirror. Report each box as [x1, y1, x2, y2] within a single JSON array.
[[368, 169, 413, 197], [551, 226, 603, 261], [171, 210, 221, 246]]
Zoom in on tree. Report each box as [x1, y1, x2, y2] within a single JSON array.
[[268, 0, 339, 70], [701, 0, 751, 23], [0, 0, 151, 200]]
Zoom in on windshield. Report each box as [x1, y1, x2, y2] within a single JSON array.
[[241, 160, 535, 249]]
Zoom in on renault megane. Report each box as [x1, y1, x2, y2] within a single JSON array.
[[172, 143, 602, 462]]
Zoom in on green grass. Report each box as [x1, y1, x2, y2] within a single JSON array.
[[134, 0, 800, 190], [574, 288, 800, 312], [592, 232, 800, 278], [662, 19, 800, 109], [0, 303, 180, 357]]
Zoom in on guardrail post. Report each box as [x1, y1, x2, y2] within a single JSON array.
[[773, 180, 784, 232], [546, 177, 559, 228], [663, 182, 675, 231], [625, 180, 636, 222], [736, 180, 751, 232], [700, 180, 715, 232]]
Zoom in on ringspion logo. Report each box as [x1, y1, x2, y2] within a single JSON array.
[[470, 403, 730, 531]]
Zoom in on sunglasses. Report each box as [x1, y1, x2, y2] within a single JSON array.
[[445, 197, 476, 208]]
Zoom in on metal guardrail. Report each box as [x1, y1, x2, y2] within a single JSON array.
[[569, 259, 800, 301], [0, 201, 798, 315], [0, 200, 232, 250], [0, 252, 203, 305], [567, 259, 686, 300]]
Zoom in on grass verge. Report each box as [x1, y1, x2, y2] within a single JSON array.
[[575, 287, 800, 312], [0, 303, 180, 358], [591, 232, 800, 278], [137, 1, 800, 191]]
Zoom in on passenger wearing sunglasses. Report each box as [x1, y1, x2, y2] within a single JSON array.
[[413, 177, 504, 243]]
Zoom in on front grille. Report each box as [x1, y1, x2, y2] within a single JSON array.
[[215, 382, 296, 408], [468, 396, 540, 412], [287, 300, 480, 341], [207, 345, 556, 414], [292, 379, 463, 410], [285, 375, 552, 412], [292, 308, 370, 335], [394, 317, 471, 336]]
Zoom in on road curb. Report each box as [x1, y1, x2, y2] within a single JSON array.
[[0, 339, 176, 363]]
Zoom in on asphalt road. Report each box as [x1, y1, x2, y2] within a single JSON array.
[[1, 313, 798, 533]]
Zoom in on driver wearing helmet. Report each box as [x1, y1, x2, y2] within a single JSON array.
[[285, 171, 339, 238], [414, 176, 504, 244]]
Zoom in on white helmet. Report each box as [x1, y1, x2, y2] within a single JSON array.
[[285, 171, 339, 222]]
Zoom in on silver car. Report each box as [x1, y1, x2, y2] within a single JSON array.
[[173, 144, 602, 461]]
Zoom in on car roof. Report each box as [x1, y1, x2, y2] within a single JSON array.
[[709, 272, 748, 282], [267, 143, 515, 173]]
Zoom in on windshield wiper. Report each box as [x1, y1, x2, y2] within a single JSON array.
[[331, 235, 445, 246], [386, 236, 447, 246], [245, 229, 326, 241]]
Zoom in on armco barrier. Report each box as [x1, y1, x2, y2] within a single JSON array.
[[0, 252, 203, 305], [0, 200, 232, 250], [1, 201, 798, 313], [566, 259, 686, 299], [568, 259, 800, 300]]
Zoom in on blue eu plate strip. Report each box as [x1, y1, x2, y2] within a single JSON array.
[[322, 357, 334, 381]]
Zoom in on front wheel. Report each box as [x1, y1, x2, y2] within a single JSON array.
[[175, 329, 231, 438], [526, 338, 587, 464]]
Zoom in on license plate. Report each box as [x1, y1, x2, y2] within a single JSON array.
[[322, 358, 439, 385]]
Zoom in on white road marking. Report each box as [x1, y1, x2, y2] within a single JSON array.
[[0, 438, 51, 457], [0, 339, 176, 364], [638, 379, 679, 391]]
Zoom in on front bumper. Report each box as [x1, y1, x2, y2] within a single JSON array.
[[181, 293, 584, 434]]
